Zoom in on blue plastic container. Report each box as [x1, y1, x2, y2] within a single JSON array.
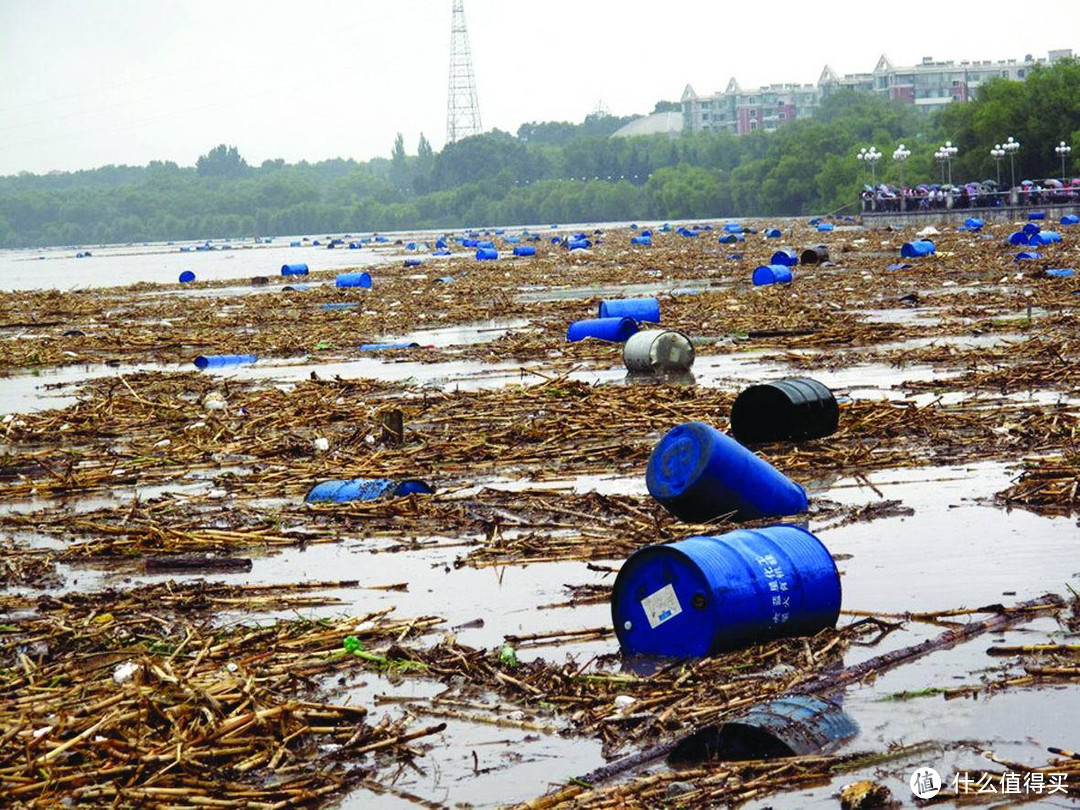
[[1008, 231, 1030, 246], [462, 238, 479, 248], [723, 223, 743, 233], [1062, 215, 1079, 226], [646, 421, 807, 523], [476, 247, 499, 260], [359, 342, 421, 351], [816, 223, 834, 232], [900, 240, 935, 258], [435, 238, 448, 249], [290, 241, 301, 247], [1047, 268, 1076, 278], [965, 217, 984, 230], [677, 227, 698, 238], [641, 230, 652, 237], [1015, 251, 1043, 262], [433, 250, 452, 256], [1028, 211, 1046, 221], [282, 283, 309, 292], [631, 236, 652, 246], [719, 233, 745, 244], [886, 263, 911, 272], [512, 245, 536, 257], [193, 354, 257, 370], [1029, 231, 1062, 245], [178, 270, 196, 283], [598, 297, 660, 323], [611, 525, 840, 657], [567, 239, 591, 250], [506, 236, 521, 244], [770, 249, 798, 267], [281, 263, 309, 276], [1023, 223, 1041, 235], [406, 242, 417, 251], [404, 259, 423, 268], [336, 272, 372, 288], [764, 228, 782, 239], [702, 696, 858, 759], [753, 265, 793, 286], [305, 478, 433, 503], [566, 317, 638, 343], [477, 240, 495, 249]]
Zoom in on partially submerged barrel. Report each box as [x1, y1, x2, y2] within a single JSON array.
[[1008, 231, 1030, 245], [646, 421, 808, 523], [599, 297, 660, 323], [194, 354, 257, 370], [611, 525, 841, 657], [336, 272, 372, 288], [1028, 211, 1046, 221], [178, 270, 196, 283], [1029, 230, 1061, 245], [669, 696, 858, 762], [631, 235, 652, 246], [1061, 214, 1079, 225], [965, 217, 984, 230], [770, 249, 798, 267], [623, 330, 695, 373], [816, 223, 834, 232], [764, 228, 782, 239], [800, 245, 829, 265], [305, 478, 433, 503], [900, 240, 935, 258], [752, 265, 793, 286], [566, 317, 638, 343], [513, 245, 536, 257], [281, 263, 309, 276], [730, 378, 839, 444]]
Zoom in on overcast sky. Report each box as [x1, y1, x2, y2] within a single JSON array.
[[1, 0, 1077, 176]]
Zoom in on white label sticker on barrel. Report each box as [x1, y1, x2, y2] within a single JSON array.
[[642, 584, 682, 629]]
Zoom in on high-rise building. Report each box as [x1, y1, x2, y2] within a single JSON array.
[[682, 50, 1074, 136]]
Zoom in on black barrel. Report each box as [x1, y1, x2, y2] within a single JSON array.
[[799, 245, 829, 265], [729, 378, 838, 444]]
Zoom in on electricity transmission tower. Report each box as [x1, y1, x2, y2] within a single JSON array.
[[446, 0, 482, 144]]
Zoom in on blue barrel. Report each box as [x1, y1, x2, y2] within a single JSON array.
[[1062, 214, 1079, 225], [513, 245, 536, 257], [282, 283, 309, 292], [1047, 268, 1076, 278], [677, 227, 698, 238], [723, 223, 742, 233], [433, 250, 452, 256], [375, 236, 389, 243], [404, 259, 423, 268], [965, 217, 984, 230], [1028, 211, 1046, 221], [566, 317, 638, 343], [598, 297, 660, 323], [359, 342, 421, 351], [180, 246, 191, 252], [305, 478, 433, 503], [900, 240, 935, 258], [336, 272, 372, 288], [770, 249, 798, 267], [281, 263, 309, 276], [348, 242, 362, 249], [1014, 251, 1043, 262], [322, 302, 359, 311], [764, 228, 782, 238], [506, 236, 521, 244], [693, 696, 858, 760], [631, 236, 652, 246], [435, 238, 448, 249], [753, 265, 793, 286], [477, 240, 495, 249], [406, 242, 417, 251], [476, 247, 499, 260], [641, 229, 652, 237], [800, 245, 829, 265], [494, 229, 505, 235], [567, 239, 591, 250], [611, 525, 841, 657], [290, 241, 301, 247], [1029, 231, 1061, 245], [816, 223, 834, 232], [461, 238, 478, 248], [718, 233, 744, 244], [178, 270, 196, 283], [194, 354, 257, 370], [1008, 231, 1030, 245], [886, 263, 911, 271], [646, 421, 807, 522], [1023, 223, 1041, 235]]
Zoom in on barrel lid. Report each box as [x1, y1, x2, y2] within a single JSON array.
[[646, 421, 716, 500]]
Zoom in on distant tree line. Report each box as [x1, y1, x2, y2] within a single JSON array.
[[0, 61, 1076, 248]]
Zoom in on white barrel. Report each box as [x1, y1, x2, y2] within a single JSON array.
[[623, 329, 695, 373]]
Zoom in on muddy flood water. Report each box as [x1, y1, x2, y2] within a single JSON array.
[[1, 219, 1078, 808]]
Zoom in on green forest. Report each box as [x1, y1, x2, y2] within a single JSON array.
[[1, 61, 1077, 248]]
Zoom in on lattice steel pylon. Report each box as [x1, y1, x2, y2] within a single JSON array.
[[446, 0, 482, 144]]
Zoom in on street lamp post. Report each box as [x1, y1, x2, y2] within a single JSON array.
[[1055, 140, 1072, 184], [857, 146, 882, 186], [939, 141, 958, 186], [934, 146, 948, 185], [990, 144, 1005, 188], [893, 143, 911, 211], [1003, 136, 1020, 190]]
